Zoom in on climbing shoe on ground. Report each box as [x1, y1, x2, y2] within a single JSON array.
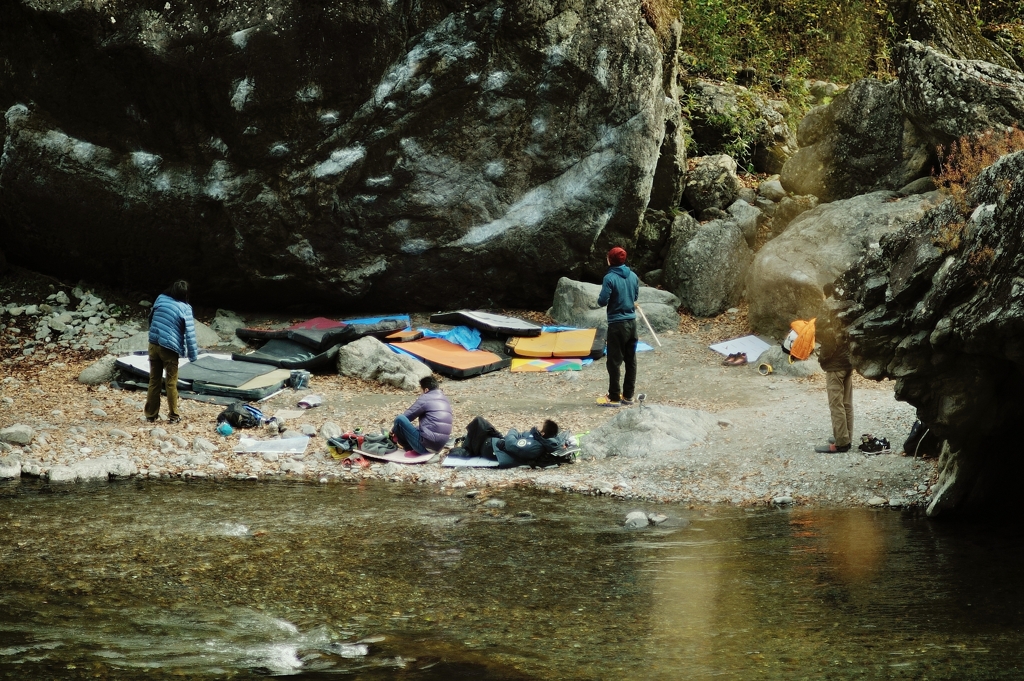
[[621, 396, 634, 405], [814, 442, 851, 453], [146, 415, 158, 423], [596, 395, 621, 407], [168, 415, 181, 424]]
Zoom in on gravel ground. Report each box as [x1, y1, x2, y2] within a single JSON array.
[[0, 293, 936, 511]]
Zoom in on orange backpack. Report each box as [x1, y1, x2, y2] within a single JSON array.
[[786, 318, 816, 361]]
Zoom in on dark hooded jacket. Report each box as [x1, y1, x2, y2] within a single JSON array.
[[817, 304, 851, 372], [597, 265, 639, 324]]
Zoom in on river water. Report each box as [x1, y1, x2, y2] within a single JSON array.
[[1, 479, 1022, 680]]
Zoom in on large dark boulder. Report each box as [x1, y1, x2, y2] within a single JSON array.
[[896, 40, 1024, 146], [0, 1, 665, 310], [780, 78, 933, 202], [662, 213, 751, 317], [837, 150, 1024, 517], [747, 189, 941, 337], [892, 0, 1018, 70]]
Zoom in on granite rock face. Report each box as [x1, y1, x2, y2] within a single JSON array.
[[895, 40, 1024, 147], [836, 151, 1024, 517], [0, 0, 665, 311], [780, 78, 933, 202]]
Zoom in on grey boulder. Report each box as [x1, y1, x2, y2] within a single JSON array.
[[210, 309, 245, 337], [747, 189, 942, 336], [0, 424, 35, 445], [726, 199, 762, 247], [78, 354, 118, 385], [0, 456, 21, 479], [662, 213, 752, 317], [682, 155, 741, 216], [336, 336, 431, 391], [623, 511, 650, 530], [547, 277, 680, 333], [47, 457, 137, 483], [755, 345, 822, 378], [583, 405, 716, 459]]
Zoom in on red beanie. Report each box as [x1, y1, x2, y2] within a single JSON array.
[[607, 247, 627, 266]]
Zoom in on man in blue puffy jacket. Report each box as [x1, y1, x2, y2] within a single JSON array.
[[145, 280, 199, 424], [597, 246, 640, 407], [392, 376, 453, 455]]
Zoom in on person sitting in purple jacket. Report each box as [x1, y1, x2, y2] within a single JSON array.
[[392, 376, 453, 455]]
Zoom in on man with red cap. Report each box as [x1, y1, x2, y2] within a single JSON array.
[[597, 246, 640, 406]]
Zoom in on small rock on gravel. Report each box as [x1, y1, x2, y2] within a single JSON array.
[[867, 496, 888, 506], [772, 496, 795, 506], [484, 498, 506, 509], [0, 424, 35, 445]]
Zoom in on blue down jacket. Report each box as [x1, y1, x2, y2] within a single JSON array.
[[148, 294, 199, 362], [597, 265, 639, 324], [404, 389, 453, 451]]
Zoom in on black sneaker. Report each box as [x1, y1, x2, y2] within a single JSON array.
[[168, 415, 181, 424], [146, 416, 158, 423], [621, 397, 634, 406]]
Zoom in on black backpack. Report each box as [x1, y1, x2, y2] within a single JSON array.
[[903, 420, 942, 458], [216, 402, 263, 429]]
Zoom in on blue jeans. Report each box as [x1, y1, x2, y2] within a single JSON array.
[[392, 415, 429, 454]]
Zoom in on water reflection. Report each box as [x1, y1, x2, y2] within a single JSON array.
[[1, 480, 1023, 679]]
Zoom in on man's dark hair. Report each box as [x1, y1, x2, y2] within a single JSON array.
[[165, 280, 190, 302], [420, 376, 439, 391], [540, 419, 559, 438], [822, 282, 835, 298]]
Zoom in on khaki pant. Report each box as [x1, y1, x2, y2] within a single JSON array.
[[826, 369, 854, 448], [145, 343, 180, 419]]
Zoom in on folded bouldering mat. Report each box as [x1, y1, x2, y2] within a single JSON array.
[[111, 380, 242, 406], [510, 358, 583, 372], [506, 329, 599, 359], [192, 368, 292, 401], [389, 338, 510, 378], [386, 329, 424, 342], [356, 448, 434, 464], [232, 339, 340, 370], [429, 310, 542, 337], [115, 352, 226, 389], [177, 355, 278, 387], [236, 316, 410, 351]]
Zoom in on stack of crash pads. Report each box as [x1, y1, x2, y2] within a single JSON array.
[[233, 315, 410, 370], [505, 327, 605, 372], [114, 353, 292, 402]]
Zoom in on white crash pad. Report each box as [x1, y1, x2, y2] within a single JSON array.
[[708, 335, 771, 362]]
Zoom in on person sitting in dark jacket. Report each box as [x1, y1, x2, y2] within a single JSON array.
[[145, 280, 199, 424], [392, 376, 453, 455]]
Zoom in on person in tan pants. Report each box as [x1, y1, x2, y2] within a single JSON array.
[[815, 284, 853, 453]]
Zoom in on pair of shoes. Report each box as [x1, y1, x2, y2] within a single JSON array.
[[596, 395, 621, 407], [814, 442, 851, 453], [168, 415, 181, 424], [722, 352, 748, 366]]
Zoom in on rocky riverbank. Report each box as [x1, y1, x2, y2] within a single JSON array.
[[0, 278, 935, 510]]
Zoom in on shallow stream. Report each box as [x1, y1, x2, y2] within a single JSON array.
[[1, 479, 1022, 679]]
